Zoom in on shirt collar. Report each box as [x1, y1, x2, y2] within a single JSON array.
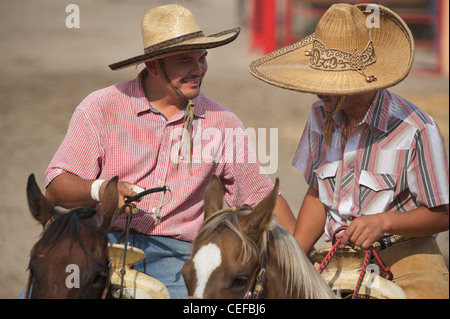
[[364, 89, 389, 133], [331, 90, 389, 133], [129, 69, 153, 115]]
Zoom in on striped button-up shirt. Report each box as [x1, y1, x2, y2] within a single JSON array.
[[46, 70, 273, 242], [292, 89, 449, 240]]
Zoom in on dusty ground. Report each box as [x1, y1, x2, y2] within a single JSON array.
[[0, 0, 448, 298]]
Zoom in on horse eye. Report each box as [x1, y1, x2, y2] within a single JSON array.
[[232, 275, 249, 289]]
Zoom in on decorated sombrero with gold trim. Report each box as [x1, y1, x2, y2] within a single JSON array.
[[109, 4, 240, 71], [249, 3, 414, 95]]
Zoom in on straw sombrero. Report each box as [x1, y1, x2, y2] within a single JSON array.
[[109, 4, 240, 71], [249, 3, 414, 95]]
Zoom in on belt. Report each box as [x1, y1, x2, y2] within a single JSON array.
[[372, 234, 411, 253]]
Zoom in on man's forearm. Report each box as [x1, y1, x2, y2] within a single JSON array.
[[45, 172, 98, 208]]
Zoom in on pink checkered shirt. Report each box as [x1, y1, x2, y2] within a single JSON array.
[[292, 89, 449, 240], [46, 70, 274, 242]]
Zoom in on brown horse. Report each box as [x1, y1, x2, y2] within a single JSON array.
[[25, 174, 118, 298], [182, 175, 336, 299]]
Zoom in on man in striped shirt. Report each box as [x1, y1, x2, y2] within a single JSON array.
[[44, 5, 295, 298], [250, 4, 448, 298]]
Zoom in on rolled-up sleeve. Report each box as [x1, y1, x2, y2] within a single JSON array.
[[45, 107, 102, 187]]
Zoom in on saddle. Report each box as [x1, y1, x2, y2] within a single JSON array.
[[108, 243, 170, 299], [310, 246, 406, 299]]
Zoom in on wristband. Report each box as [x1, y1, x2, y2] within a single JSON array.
[[129, 184, 145, 194], [91, 179, 106, 202]]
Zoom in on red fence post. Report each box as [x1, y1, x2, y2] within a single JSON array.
[[249, 0, 277, 54]]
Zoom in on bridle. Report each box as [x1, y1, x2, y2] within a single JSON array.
[[25, 185, 171, 299], [243, 230, 268, 299], [198, 206, 270, 299], [24, 213, 113, 299]]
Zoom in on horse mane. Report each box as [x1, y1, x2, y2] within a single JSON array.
[[268, 225, 336, 298], [33, 207, 98, 259], [195, 208, 335, 299]]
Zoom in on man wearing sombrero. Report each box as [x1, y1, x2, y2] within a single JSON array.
[[44, 4, 295, 298], [250, 3, 448, 298]]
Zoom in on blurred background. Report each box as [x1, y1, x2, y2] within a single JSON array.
[[0, 0, 448, 298]]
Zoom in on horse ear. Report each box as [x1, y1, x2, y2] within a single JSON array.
[[244, 178, 280, 234], [98, 176, 119, 227], [27, 174, 54, 227], [203, 174, 224, 220]]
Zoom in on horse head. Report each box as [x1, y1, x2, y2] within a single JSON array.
[[183, 174, 336, 299], [182, 174, 278, 298], [26, 174, 118, 298]]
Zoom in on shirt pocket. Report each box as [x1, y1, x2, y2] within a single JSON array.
[[359, 170, 399, 213], [314, 162, 338, 207]]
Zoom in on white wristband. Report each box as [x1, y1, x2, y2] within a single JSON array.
[[91, 179, 106, 202], [129, 184, 145, 194]]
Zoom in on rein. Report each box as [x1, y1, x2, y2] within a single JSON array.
[[317, 226, 393, 299], [110, 185, 171, 299]]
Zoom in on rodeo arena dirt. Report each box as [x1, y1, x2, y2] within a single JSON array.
[[0, 0, 448, 299]]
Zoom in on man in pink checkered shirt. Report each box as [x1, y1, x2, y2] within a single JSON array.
[[44, 5, 295, 298]]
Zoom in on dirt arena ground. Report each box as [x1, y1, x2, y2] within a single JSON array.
[[0, 0, 448, 298]]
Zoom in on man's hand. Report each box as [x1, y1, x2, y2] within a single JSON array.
[[99, 180, 143, 213]]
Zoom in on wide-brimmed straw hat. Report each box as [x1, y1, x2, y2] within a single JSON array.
[[249, 3, 414, 95], [109, 4, 240, 71]]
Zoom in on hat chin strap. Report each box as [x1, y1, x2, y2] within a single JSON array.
[[324, 96, 346, 148], [158, 60, 190, 101], [158, 60, 195, 174]]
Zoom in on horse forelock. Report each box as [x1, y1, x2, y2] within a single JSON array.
[[33, 207, 100, 259], [194, 208, 259, 264]]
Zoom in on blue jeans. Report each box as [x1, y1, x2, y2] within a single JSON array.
[[108, 231, 191, 299]]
